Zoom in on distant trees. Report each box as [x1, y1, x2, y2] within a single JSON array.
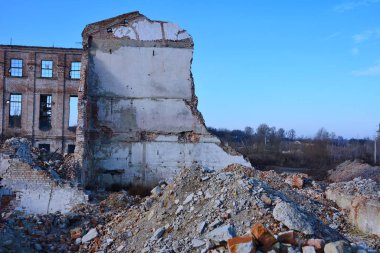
[[208, 124, 374, 180]]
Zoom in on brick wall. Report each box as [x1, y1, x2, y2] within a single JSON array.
[[0, 45, 82, 154]]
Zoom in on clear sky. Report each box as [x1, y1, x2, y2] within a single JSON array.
[[0, 0, 379, 139]]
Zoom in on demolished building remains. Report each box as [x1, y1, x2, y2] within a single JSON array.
[[1, 12, 250, 189], [76, 12, 250, 187]]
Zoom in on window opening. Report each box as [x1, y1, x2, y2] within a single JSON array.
[[9, 93, 22, 128], [39, 95, 52, 130], [70, 62, 81, 79], [10, 59, 23, 77], [69, 96, 78, 130], [41, 60, 53, 78]]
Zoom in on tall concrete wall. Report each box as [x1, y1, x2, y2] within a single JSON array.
[[77, 12, 250, 187]]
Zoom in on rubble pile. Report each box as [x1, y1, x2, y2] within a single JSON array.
[[1, 137, 79, 183], [0, 138, 88, 215], [0, 138, 379, 252], [328, 160, 380, 183], [80, 166, 378, 253], [55, 154, 79, 182]]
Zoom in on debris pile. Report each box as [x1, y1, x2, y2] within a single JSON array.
[[80, 166, 378, 253], [328, 160, 380, 183], [0, 138, 379, 252], [0, 138, 87, 215]]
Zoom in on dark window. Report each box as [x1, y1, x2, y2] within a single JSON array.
[[68, 144, 75, 154], [69, 96, 78, 130], [39, 95, 52, 130], [41, 60, 53, 78], [70, 62, 81, 79], [9, 93, 22, 128], [10, 59, 23, 77], [70, 62, 80, 79], [38, 144, 50, 153]]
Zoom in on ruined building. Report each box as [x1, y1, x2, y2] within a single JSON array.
[[1, 12, 250, 188], [0, 45, 82, 153]]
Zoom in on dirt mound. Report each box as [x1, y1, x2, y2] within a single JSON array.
[[328, 160, 380, 183]]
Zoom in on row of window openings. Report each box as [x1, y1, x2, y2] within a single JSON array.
[[9, 94, 78, 130], [9, 59, 81, 79], [38, 144, 75, 154]]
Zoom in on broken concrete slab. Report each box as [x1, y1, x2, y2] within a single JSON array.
[[273, 201, 315, 235], [326, 178, 380, 236]]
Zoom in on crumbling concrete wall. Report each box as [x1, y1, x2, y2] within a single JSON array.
[[0, 154, 87, 214], [76, 12, 250, 187]]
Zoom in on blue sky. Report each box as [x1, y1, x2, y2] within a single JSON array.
[[0, 0, 379, 138]]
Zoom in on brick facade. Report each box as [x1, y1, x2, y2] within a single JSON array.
[[0, 45, 82, 153]]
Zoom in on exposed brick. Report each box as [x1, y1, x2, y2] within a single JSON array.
[[251, 223, 277, 252], [227, 235, 256, 253]]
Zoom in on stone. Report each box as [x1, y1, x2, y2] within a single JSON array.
[[192, 239, 206, 248], [205, 224, 236, 244], [183, 193, 194, 205], [292, 175, 304, 189], [306, 239, 325, 253], [150, 227, 166, 241], [251, 223, 277, 252], [75, 238, 82, 245], [198, 221, 207, 234], [277, 230, 296, 245], [70, 227, 82, 239], [324, 241, 352, 253], [227, 235, 256, 253], [116, 245, 124, 252], [302, 246, 316, 253], [261, 194, 272, 205], [82, 228, 98, 243], [210, 218, 223, 228], [151, 186, 162, 196], [205, 190, 213, 199], [175, 205, 183, 215], [273, 202, 315, 235], [34, 243, 43, 251]]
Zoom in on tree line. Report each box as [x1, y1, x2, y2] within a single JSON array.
[[208, 124, 374, 179]]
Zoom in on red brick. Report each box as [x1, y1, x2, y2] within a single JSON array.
[[251, 223, 277, 251], [227, 236, 256, 253]]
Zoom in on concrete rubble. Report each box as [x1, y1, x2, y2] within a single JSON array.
[[0, 157, 379, 252]]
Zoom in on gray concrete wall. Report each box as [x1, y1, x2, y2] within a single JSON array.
[[77, 12, 250, 188]]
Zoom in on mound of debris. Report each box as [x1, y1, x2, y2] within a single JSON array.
[[0, 138, 87, 215], [1, 163, 379, 252], [328, 160, 380, 183], [78, 165, 378, 253]]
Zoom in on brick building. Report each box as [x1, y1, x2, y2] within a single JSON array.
[[0, 45, 82, 153]]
